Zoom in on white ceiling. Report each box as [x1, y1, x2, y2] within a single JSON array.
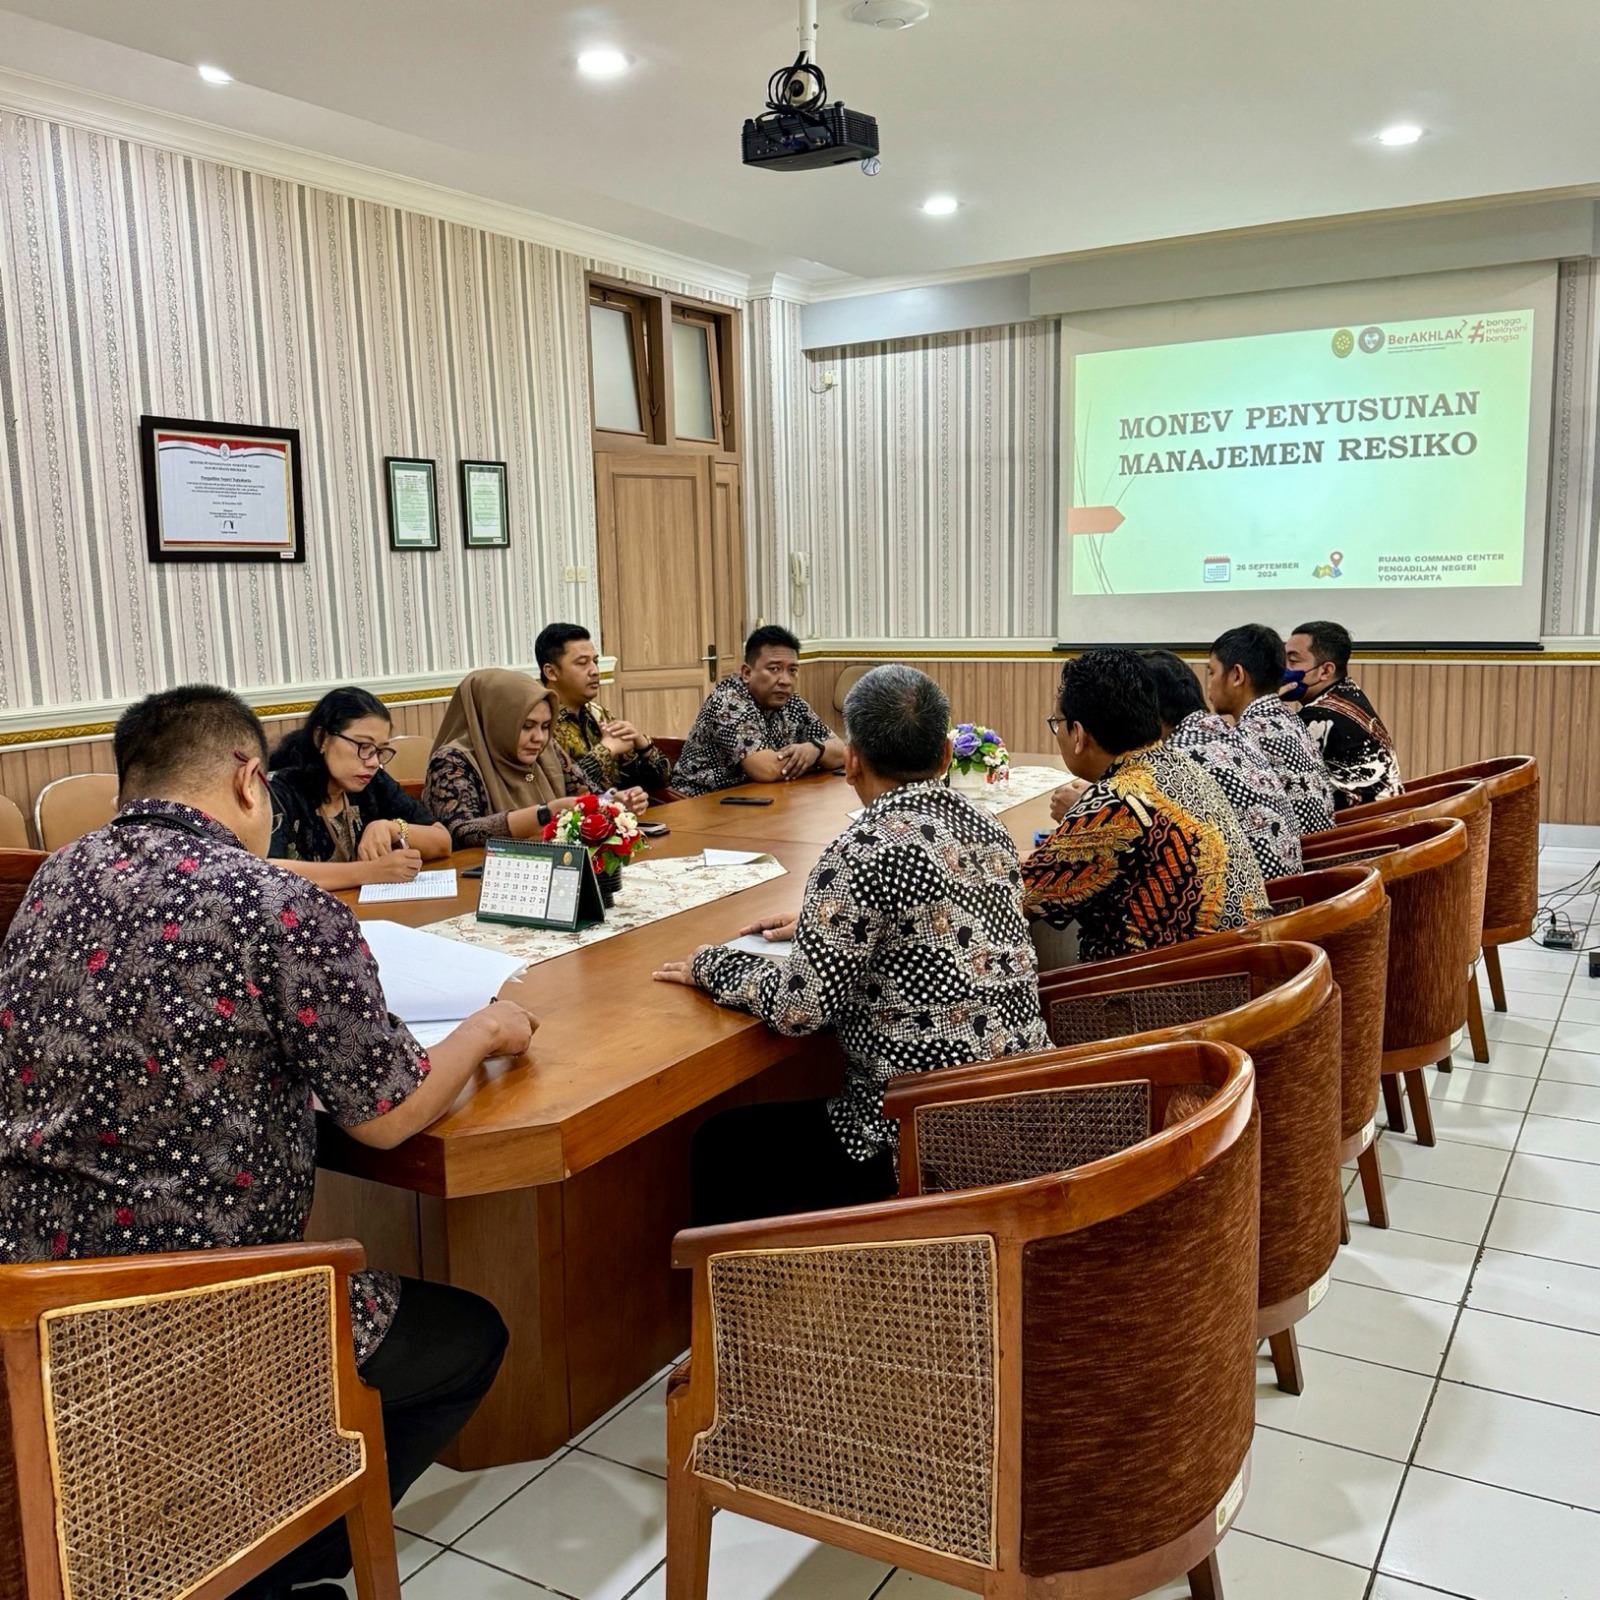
[[4, 1, 1599, 292]]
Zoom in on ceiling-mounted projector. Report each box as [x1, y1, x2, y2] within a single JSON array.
[[742, 0, 880, 172]]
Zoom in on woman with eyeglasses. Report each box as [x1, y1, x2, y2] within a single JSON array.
[[267, 686, 452, 890]]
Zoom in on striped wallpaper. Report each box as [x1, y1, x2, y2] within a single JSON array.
[[1545, 259, 1600, 637], [0, 105, 739, 721]]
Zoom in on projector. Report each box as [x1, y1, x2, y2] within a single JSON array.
[[742, 103, 880, 171]]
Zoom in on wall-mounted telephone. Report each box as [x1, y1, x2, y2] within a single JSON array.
[[788, 551, 811, 619]]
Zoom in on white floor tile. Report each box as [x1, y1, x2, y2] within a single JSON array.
[[1472, 1014, 1555, 1051], [1549, 1021, 1600, 1058], [1329, 1226, 1479, 1305], [1468, 1248, 1600, 1337], [1495, 943, 1580, 973], [1233, 1427, 1404, 1566], [625, 1513, 890, 1600], [1425, 1099, 1526, 1151], [1426, 1066, 1536, 1112], [1555, 995, 1600, 1028], [1298, 1279, 1456, 1375], [578, 1375, 667, 1478], [1485, 1196, 1600, 1269], [1256, 1346, 1433, 1460], [1381, 1178, 1496, 1246], [1531, 1078, 1600, 1122], [1503, 1151, 1600, 1212], [1381, 1468, 1600, 1600], [570, 1363, 676, 1448], [1445, 1039, 1545, 1079], [456, 1453, 667, 1600], [1516, 1111, 1600, 1165], [1123, 1532, 1369, 1600], [1444, 1309, 1600, 1413], [1482, 964, 1572, 997], [396, 1456, 563, 1545], [397, 1550, 558, 1598], [1415, 1381, 1600, 1514], [1371, 1135, 1511, 1194], [1369, 1577, 1472, 1600], [1537, 1048, 1600, 1088], [1481, 988, 1564, 1021]]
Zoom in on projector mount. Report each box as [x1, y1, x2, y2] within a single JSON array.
[[769, 0, 828, 117]]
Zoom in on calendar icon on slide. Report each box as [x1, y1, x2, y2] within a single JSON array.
[[1202, 556, 1232, 584]]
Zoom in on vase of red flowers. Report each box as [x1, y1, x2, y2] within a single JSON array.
[[542, 793, 645, 906]]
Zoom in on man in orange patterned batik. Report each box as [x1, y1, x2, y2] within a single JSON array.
[[1022, 649, 1269, 962]]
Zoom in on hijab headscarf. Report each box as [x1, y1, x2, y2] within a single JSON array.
[[431, 668, 566, 811]]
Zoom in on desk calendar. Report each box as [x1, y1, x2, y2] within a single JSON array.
[[477, 839, 606, 930]]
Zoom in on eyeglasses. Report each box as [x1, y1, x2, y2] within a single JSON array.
[[1045, 715, 1064, 737], [329, 732, 397, 766]]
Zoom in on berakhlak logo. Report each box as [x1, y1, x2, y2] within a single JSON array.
[[1358, 327, 1385, 354], [1331, 329, 1355, 358]]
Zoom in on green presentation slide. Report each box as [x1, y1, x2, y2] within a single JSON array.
[[1069, 310, 1536, 596]]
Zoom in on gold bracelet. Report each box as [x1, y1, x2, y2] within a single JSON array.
[[396, 819, 409, 849]]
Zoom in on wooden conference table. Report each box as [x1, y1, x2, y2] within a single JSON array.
[[312, 765, 1064, 1468]]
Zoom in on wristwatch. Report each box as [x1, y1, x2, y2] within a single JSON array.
[[536, 804, 551, 828], [808, 737, 826, 758]]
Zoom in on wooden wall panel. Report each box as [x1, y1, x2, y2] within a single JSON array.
[[798, 655, 1600, 826]]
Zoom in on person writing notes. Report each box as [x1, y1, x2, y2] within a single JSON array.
[[268, 686, 452, 891], [671, 625, 846, 796], [0, 685, 535, 1599], [423, 668, 650, 851], [655, 666, 1050, 1225], [537, 622, 673, 795]]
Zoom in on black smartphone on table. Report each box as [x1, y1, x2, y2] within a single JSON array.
[[720, 795, 775, 806]]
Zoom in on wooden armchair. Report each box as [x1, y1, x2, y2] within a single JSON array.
[[668, 1040, 1260, 1600], [0, 1241, 400, 1600], [0, 797, 27, 851], [1044, 863, 1391, 1232], [0, 850, 46, 942], [1404, 756, 1540, 1012], [1301, 817, 1472, 1147], [1034, 942, 1339, 1394], [1309, 779, 1492, 1063], [33, 774, 119, 853]]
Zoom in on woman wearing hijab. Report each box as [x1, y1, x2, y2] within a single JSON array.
[[423, 669, 650, 850]]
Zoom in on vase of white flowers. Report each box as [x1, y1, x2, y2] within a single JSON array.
[[947, 723, 1010, 794]]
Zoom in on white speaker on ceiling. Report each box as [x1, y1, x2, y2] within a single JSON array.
[[847, 1, 932, 29]]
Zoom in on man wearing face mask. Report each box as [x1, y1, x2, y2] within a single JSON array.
[[1283, 620, 1402, 810]]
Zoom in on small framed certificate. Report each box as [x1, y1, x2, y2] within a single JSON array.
[[476, 839, 606, 930], [385, 457, 439, 551], [459, 459, 509, 548], [140, 415, 305, 563]]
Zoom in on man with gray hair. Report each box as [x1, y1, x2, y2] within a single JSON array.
[[655, 665, 1050, 1225]]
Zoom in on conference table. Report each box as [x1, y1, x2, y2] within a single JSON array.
[[311, 764, 1065, 1468]]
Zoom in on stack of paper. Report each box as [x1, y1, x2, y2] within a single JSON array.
[[362, 919, 527, 1044], [724, 934, 794, 960], [703, 847, 773, 867], [359, 869, 459, 903]]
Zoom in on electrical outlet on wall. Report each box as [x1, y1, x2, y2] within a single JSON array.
[[561, 565, 589, 583]]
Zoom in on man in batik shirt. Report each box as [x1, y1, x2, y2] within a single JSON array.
[[1143, 649, 1302, 881], [1285, 620, 1403, 810], [672, 624, 846, 796], [656, 666, 1049, 1225], [0, 686, 533, 1599], [1206, 623, 1336, 836], [1024, 649, 1270, 962]]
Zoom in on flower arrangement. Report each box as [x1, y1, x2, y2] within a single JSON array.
[[949, 722, 1010, 785], [541, 792, 646, 867]]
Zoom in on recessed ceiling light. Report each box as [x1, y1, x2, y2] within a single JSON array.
[[197, 64, 232, 86], [1377, 123, 1424, 146], [849, 1, 932, 28], [921, 195, 959, 216], [577, 48, 630, 79]]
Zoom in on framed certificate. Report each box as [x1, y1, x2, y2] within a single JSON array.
[[385, 457, 439, 551], [476, 839, 606, 930], [139, 416, 305, 563], [459, 459, 509, 548]]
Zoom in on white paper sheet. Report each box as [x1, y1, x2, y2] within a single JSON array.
[[362, 918, 527, 1025], [724, 934, 794, 959], [703, 847, 772, 867], [358, 869, 459, 904]]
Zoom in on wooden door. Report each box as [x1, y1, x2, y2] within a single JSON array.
[[594, 452, 716, 736], [709, 462, 747, 684]]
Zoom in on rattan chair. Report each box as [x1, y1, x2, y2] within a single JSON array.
[[1309, 780, 1491, 1064], [1404, 757, 1540, 1013], [33, 773, 119, 853], [0, 849, 46, 942], [667, 1040, 1260, 1600], [0, 1240, 401, 1600], [1036, 942, 1340, 1394], [384, 735, 431, 784], [0, 796, 27, 851], [1301, 817, 1471, 1148], [1049, 863, 1392, 1232]]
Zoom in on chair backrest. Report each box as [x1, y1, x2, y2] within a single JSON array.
[[651, 735, 686, 762], [832, 664, 875, 712], [384, 735, 432, 784], [0, 849, 47, 943], [34, 773, 119, 852], [0, 1241, 396, 1600], [0, 795, 27, 851], [1323, 777, 1481, 831], [1408, 756, 1540, 941], [1309, 816, 1471, 1058], [680, 1040, 1259, 1586], [1029, 941, 1339, 1318]]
